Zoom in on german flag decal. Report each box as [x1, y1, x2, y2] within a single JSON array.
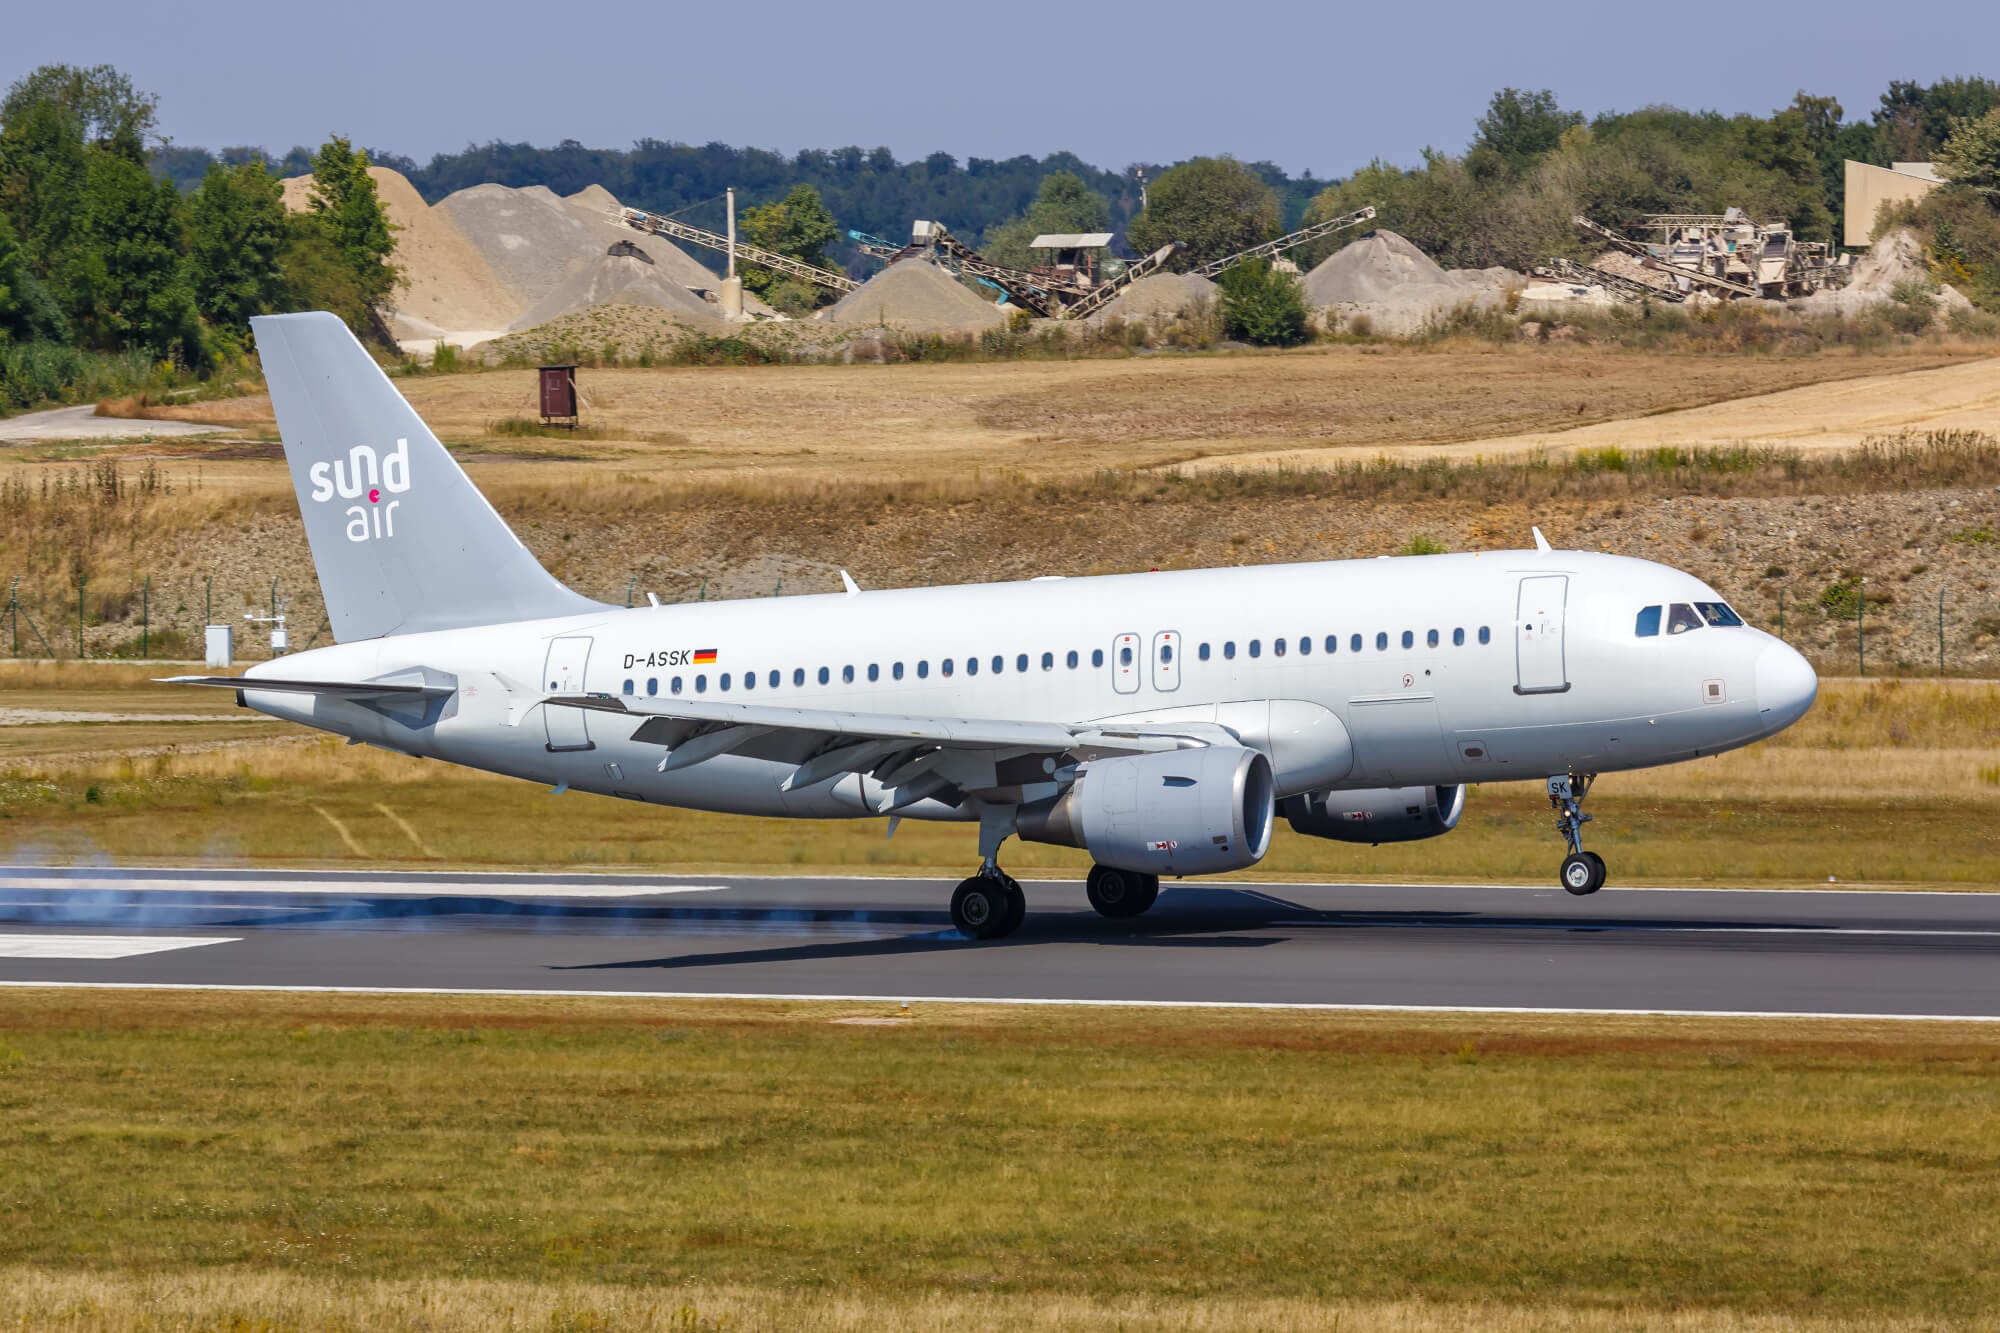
[[692, 648, 718, 665]]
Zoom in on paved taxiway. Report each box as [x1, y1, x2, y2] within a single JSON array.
[[1, 867, 1997, 1019]]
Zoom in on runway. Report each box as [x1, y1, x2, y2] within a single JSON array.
[[2, 866, 1998, 1020]]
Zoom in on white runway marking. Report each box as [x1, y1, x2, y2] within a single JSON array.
[[0, 935, 239, 960], [0, 979, 1996, 1024]]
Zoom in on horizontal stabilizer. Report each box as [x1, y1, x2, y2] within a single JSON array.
[[160, 675, 453, 700]]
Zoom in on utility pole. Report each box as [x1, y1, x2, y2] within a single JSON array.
[[719, 186, 744, 319]]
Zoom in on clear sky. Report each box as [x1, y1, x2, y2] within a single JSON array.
[[7, 0, 1998, 176]]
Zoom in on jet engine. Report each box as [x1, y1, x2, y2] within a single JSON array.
[[1017, 746, 1274, 876], [1279, 785, 1465, 844]]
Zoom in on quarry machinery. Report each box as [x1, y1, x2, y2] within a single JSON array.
[[1191, 206, 1378, 279], [1531, 256, 1687, 304], [1571, 212, 1848, 300], [612, 207, 859, 294]]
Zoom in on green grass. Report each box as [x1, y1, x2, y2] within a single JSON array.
[[0, 991, 1996, 1327]]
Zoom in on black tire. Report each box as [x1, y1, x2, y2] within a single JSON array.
[[1001, 878, 1027, 935], [1560, 853, 1599, 896], [1087, 864, 1156, 918], [951, 877, 1011, 939], [1582, 851, 1607, 892]]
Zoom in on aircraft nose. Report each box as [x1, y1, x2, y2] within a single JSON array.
[[1755, 641, 1818, 733]]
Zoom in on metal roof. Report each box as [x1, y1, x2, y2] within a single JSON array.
[[1030, 233, 1113, 249]]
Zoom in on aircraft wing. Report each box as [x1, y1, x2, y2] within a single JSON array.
[[540, 692, 1232, 804]]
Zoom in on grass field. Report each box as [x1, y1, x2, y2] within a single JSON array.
[[0, 990, 1995, 1330], [1, 674, 1994, 887]]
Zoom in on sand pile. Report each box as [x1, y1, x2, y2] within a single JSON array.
[[1302, 230, 1515, 336], [281, 166, 519, 343], [1794, 228, 1973, 320], [1092, 272, 1219, 321], [1304, 230, 1451, 306], [510, 249, 726, 333], [825, 259, 1007, 331]]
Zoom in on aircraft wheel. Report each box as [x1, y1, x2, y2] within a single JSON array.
[[1560, 853, 1601, 896], [1000, 878, 1027, 935], [1087, 865, 1158, 918], [1582, 851, 1607, 891], [951, 877, 1014, 939]]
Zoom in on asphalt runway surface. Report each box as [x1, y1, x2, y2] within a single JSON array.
[[2, 866, 1998, 1019]]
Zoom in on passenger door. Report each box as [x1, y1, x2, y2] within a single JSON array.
[[1150, 630, 1180, 692], [542, 636, 595, 751], [1515, 575, 1569, 694]]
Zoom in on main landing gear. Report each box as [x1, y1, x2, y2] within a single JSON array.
[[950, 870, 1025, 940], [1085, 864, 1160, 918], [1549, 773, 1606, 895]]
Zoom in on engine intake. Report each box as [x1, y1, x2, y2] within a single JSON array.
[[1017, 746, 1274, 876], [1280, 785, 1465, 844]]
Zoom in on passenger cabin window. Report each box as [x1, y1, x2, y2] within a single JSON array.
[[1199, 643, 1211, 661], [1160, 642, 1174, 663], [1273, 638, 1285, 658], [1376, 632, 1388, 651], [623, 679, 634, 695], [720, 673, 731, 691], [695, 675, 707, 693], [892, 662, 904, 681], [843, 665, 855, 683], [1635, 605, 1662, 637], [818, 666, 831, 684], [1693, 601, 1744, 627], [1325, 635, 1338, 654], [1666, 603, 1702, 635], [1427, 629, 1439, 648], [1350, 634, 1363, 653], [1016, 653, 1029, 673], [917, 661, 929, 679], [1117, 646, 1132, 666], [1067, 650, 1079, 669], [1249, 639, 1261, 659], [769, 670, 779, 688], [793, 668, 805, 687], [1092, 649, 1104, 668], [744, 672, 755, 690], [1452, 628, 1465, 647], [868, 664, 880, 682], [942, 659, 954, 677], [671, 676, 683, 694], [1401, 631, 1414, 649], [991, 656, 1003, 674], [965, 658, 977, 677], [1478, 627, 1491, 645], [1298, 636, 1310, 656], [1043, 652, 1055, 671], [1224, 642, 1236, 660]]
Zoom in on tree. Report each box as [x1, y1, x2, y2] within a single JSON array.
[[1472, 88, 1582, 173], [303, 136, 398, 322], [65, 150, 204, 365], [189, 160, 287, 336], [1126, 157, 1280, 271], [0, 64, 157, 165], [1217, 257, 1308, 346], [980, 170, 1111, 268], [738, 183, 841, 300], [1937, 108, 2000, 199]]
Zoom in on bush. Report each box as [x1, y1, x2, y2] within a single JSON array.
[[1216, 258, 1309, 347]]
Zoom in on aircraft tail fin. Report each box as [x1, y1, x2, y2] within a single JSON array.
[[251, 312, 604, 641]]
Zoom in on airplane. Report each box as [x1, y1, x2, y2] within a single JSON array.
[[167, 311, 1819, 939]]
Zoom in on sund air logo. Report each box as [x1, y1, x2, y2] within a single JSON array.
[[309, 439, 410, 543]]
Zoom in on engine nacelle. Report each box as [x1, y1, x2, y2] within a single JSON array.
[[1017, 746, 1274, 876], [1279, 785, 1465, 844]]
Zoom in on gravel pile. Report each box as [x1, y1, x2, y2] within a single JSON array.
[[509, 249, 726, 333], [825, 260, 1007, 330], [1794, 228, 1974, 320], [1304, 230, 1452, 305], [1091, 272, 1219, 321]]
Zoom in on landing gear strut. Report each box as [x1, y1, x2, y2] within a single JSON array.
[[1549, 773, 1606, 895], [1086, 864, 1160, 918]]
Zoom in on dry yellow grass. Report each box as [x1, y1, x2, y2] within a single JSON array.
[[0, 1269, 1961, 1332]]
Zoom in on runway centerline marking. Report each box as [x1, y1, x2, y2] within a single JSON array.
[[0, 935, 240, 960]]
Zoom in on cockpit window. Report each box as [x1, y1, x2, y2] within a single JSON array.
[[1693, 601, 1743, 627], [1666, 603, 1702, 635], [1635, 606, 1661, 637]]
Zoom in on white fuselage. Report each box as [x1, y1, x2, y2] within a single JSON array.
[[241, 549, 1815, 825]]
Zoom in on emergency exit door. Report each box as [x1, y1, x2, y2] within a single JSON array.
[[1151, 630, 1180, 691], [1111, 633, 1140, 694], [542, 636, 595, 751], [1515, 575, 1569, 694]]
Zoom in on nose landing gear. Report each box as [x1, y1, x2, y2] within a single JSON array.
[[1549, 773, 1606, 895]]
